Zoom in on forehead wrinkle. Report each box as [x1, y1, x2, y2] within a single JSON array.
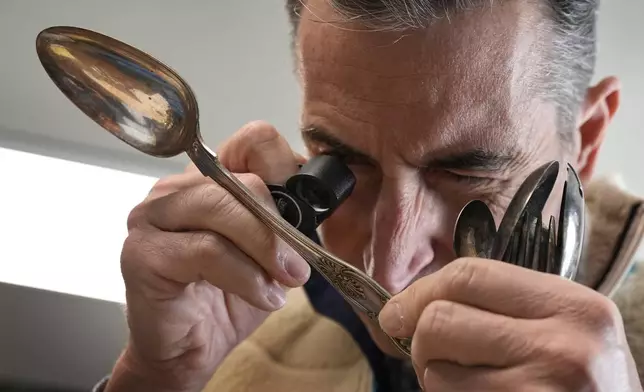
[[302, 58, 445, 107], [304, 101, 382, 158]]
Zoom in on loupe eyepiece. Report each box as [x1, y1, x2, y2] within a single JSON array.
[[268, 155, 356, 237], [286, 155, 355, 216]]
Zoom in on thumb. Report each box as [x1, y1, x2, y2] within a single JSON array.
[[217, 121, 301, 184]]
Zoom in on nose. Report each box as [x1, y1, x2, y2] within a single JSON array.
[[366, 174, 446, 293]]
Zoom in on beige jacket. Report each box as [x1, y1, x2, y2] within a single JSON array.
[[205, 177, 644, 392]]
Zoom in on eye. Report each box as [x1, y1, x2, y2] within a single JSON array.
[[314, 149, 373, 168], [425, 169, 495, 187], [444, 170, 481, 182]]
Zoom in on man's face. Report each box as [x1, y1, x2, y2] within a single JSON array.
[[295, 1, 585, 354]]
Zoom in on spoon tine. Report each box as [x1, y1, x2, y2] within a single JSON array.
[[505, 214, 523, 264], [530, 215, 543, 271], [516, 212, 531, 268], [545, 216, 557, 274], [491, 161, 559, 260], [524, 214, 539, 269], [510, 211, 540, 269]]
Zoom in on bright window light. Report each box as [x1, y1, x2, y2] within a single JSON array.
[[0, 147, 158, 304]]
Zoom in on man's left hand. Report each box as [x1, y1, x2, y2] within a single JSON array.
[[378, 257, 643, 391]]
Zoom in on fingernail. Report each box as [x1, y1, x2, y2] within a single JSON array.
[[379, 301, 403, 334], [286, 258, 310, 283], [266, 285, 286, 309], [279, 247, 310, 283], [417, 372, 425, 391]]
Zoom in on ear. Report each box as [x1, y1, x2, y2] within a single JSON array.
[[576, 76, 621, 183]]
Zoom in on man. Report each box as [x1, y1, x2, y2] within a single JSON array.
[[95, 0, 644, 391]]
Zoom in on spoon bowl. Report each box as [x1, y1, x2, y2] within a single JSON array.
[[36, 26, 196, 157], [454, 200, 497, 259]]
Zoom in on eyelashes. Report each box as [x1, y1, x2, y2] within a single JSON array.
[[426, 169, 496, 187]]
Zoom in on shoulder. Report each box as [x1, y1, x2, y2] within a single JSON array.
[[204, 287, 372, 392], [612, 260, 644, 381], [585, 175, 644, 380]]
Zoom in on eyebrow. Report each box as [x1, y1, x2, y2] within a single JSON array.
[[425, 149, 514, 172], [302, 126, 377, 165], [302, 126, 514, 171]]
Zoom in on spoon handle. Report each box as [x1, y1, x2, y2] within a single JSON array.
[[187, 136, 412, 357]]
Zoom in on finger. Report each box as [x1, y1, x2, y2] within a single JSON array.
[[143, 174, 310, 287], [379, 257, 593, 337], [127, 171, 213, 230], [421, 361, 521, 392], [410, 300, 534, 369], [183, 161, 202, 175], [217, 120, 300, 184], [122, 229, 286, 311], [146, 171, 210, 201], [293, 151, 308, 165]]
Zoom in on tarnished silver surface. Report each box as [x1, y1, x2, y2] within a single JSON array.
[[35, 26, 412, 357], [453, 200, 496, 259], [490, 161, 559, 261], [455, 160, 586, 281], [557, 164, 585, 280]]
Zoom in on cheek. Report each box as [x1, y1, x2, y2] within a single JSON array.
[[425, 177, 513, 225]]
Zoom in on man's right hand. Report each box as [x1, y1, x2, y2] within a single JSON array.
[[105, 122, 311, 392]]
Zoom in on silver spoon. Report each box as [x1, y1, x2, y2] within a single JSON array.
[[35, 25, 412, 357], [453, 200, 497, 259], [491, 161, 559, 261]]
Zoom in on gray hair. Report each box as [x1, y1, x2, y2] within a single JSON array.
[[285, 0, 599, 144]]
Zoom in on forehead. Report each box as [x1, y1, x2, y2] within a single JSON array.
[[295, 0, 550, 160]]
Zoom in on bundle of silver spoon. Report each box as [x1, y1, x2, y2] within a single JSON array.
[[453, 160, 584, 281], [35, 26, 585, 358]]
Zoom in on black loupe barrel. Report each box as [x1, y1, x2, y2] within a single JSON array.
[[286, 155, 356, 221]]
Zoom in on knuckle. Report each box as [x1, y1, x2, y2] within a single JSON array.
[[147, 172, 202, 201], [189, 183, 239, 218], [420, 300, 456, 338], [121, 229, 143, 260], [186, 232, 222, 262], [148, 174, 187, 197], [562, 293, 623, 338], [126, 203, 147, 231], [542, 334, 600, 386], [584, 296, 622, 331], [120, 230, 182, 297], [239, 120, 280, 143], [120, 229, 152, 279], [152, 176, 176, 193], [239, 172, 266, 189], [238, 173, 271, 199], [445, 258, 483, 294]]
